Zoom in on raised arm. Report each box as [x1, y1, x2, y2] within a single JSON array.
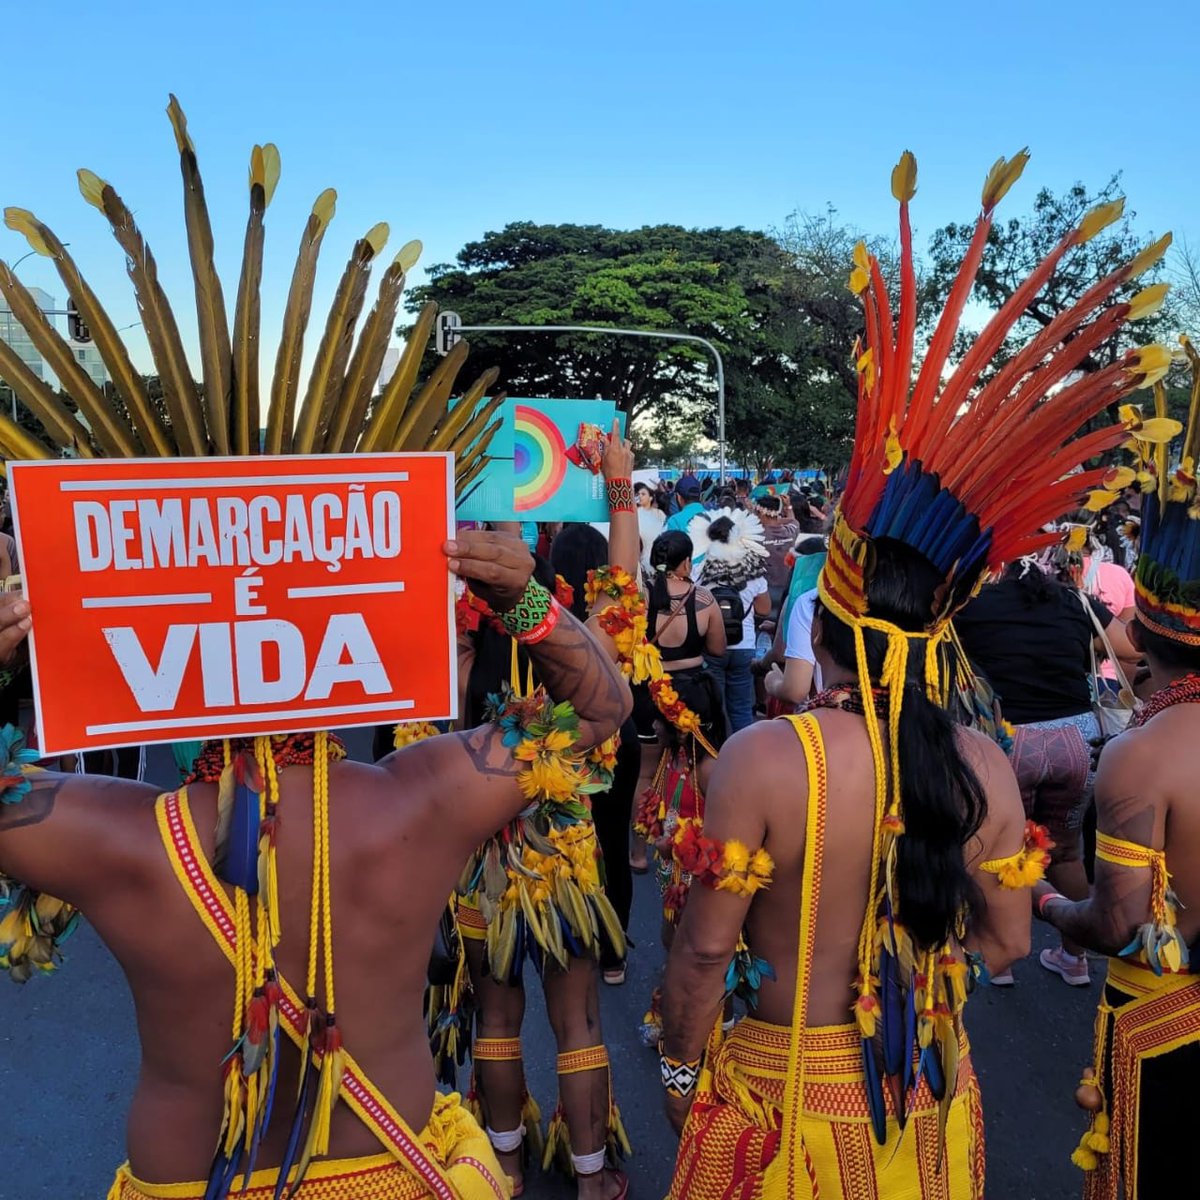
[[599, 419, 640, 586], [385, 530, 632, 851], [0, 769, 158, 908]]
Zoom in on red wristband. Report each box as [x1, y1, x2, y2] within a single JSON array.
[[1036, 890, 1067, 918], [515, 597, 562, 645], [607, 477, 635, 514]]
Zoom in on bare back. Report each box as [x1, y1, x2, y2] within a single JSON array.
[[0, 732, 532, 1184], [682, 710, 1028, 1032]]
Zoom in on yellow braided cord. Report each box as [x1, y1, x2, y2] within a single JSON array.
[[305, 740, 322, 1002], [854, 623, 887, 976], [317, 733, 336, 1013], [262, 739, 282, 948]]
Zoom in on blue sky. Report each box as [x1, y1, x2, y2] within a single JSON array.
[[4, 0, 1194, 375]]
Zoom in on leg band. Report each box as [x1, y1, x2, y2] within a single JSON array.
[[557, 1044, 610, 1075], [571, 1148, 607, 1176], [475, 1036, 524, 1062], [486, 1124, 526, 1153], [458, 899, 488, 941]]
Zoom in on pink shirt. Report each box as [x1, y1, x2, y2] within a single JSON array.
[[1084, 557, 1135, 679]]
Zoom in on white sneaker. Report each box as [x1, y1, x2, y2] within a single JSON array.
[[989, 970, 1015, 987]]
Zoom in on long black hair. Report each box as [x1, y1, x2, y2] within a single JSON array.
[[818, 538, 986, 950], [550, 523, 609, 621], [649, 530, 693, 613]]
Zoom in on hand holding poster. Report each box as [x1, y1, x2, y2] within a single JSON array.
[[456, 399, 624, 523], [9, 454, 456, 754]]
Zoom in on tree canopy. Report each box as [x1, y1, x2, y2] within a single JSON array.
[[405, 220, 862, 469]]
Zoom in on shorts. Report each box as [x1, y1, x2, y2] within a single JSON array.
[[1010, 710, 1100, 856]]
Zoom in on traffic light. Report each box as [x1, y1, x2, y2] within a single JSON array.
[[67, 298, 92, 343]]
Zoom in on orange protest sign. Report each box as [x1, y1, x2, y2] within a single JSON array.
[[8, 454, 456, 754]]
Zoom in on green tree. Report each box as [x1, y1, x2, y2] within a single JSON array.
[[925, 175, 1176, 387], [409, 220, 868, 470], [405, 223, 761, 424]]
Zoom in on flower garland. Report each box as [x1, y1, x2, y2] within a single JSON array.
[[457, 685, 624, 984], [392, 721, 443, 750], [0, 725, 78, 982], [585, 566, 718, 754], [981, 820, 1055, 889]]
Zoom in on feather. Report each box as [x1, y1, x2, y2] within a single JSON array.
[[388, 338, 469, 452], [358, 301, 439, 452], [265, 189, 337, 455], [231, 145, 278, 455], [428, 372, 503, 453], [0, 261, 135, 456], [216, 760, 260, 893], [212, 759, 236, 875], [4, 208, 173, 455], [861, 1036, 888, 1146], [274, 1045, 316, 1200], [167, 96, 233, 454], [0, 336, 92, 456], [292, 222, 389, 454], [0, 398, 57, 461], [323, 255, 408, 453], [77, 169, 208, 455]]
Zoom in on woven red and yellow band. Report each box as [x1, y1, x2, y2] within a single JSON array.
[[474, 1036, 524, 1062], [456, 900, 488, 941], [557, 1045, 609, 1075], [606, 477, 635, 514], [1134, 599, 1200, 647]]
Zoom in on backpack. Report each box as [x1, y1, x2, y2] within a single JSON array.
[[710, 584, 746, 644]]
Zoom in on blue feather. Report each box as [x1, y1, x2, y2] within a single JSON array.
[[220, 778, 261, 894], [920, 1042, 946, 1101], [861, 1037, 888, 1146], [880, 948, 904, 1078], [273, 1051, 315, 1200], [903, 982, 917, 1102]]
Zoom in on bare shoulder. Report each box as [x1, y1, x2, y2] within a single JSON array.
[[953, 725, 1014, 785], [1093, 723, 1167, 847], [693, 586, 716, 609], [708, 719, 808, 808]]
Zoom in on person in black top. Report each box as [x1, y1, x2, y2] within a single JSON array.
[[955, 560, 1138, 986]]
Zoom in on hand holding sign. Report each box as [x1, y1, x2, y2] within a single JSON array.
[[443, 530, 534, 612], [601, 417, 635, 482], [0, 593, 31, 667]]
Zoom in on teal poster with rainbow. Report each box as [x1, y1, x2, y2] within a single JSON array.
[[456, 398, 623, 522]]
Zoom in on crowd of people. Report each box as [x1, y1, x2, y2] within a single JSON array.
[[0, 125, 1195, 1200]]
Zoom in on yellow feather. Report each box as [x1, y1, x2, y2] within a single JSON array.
[[167, 95, 233, 454], [357, 301, 438, 452], [265, 189, 337, 455]]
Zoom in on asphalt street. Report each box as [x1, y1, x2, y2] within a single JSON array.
[[3, 734, 1097, 1200]]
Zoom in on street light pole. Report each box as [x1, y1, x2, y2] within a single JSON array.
[[2, 244, 71, 422], [441, 321, 728, 482]]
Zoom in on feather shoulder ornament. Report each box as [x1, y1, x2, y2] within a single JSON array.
[[687, 507, 768, 565]]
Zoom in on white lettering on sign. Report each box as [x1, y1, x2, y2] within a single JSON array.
[[101, 614, 393, 712], [72, 490, 403, 574]]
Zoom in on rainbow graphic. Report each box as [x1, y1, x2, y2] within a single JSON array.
[[513, 404, 569, 513]]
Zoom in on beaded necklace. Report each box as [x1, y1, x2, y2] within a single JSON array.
[[800, 683, 889, 718], [185, 731, 346, 784], [1131, 673, 1200, 729]]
